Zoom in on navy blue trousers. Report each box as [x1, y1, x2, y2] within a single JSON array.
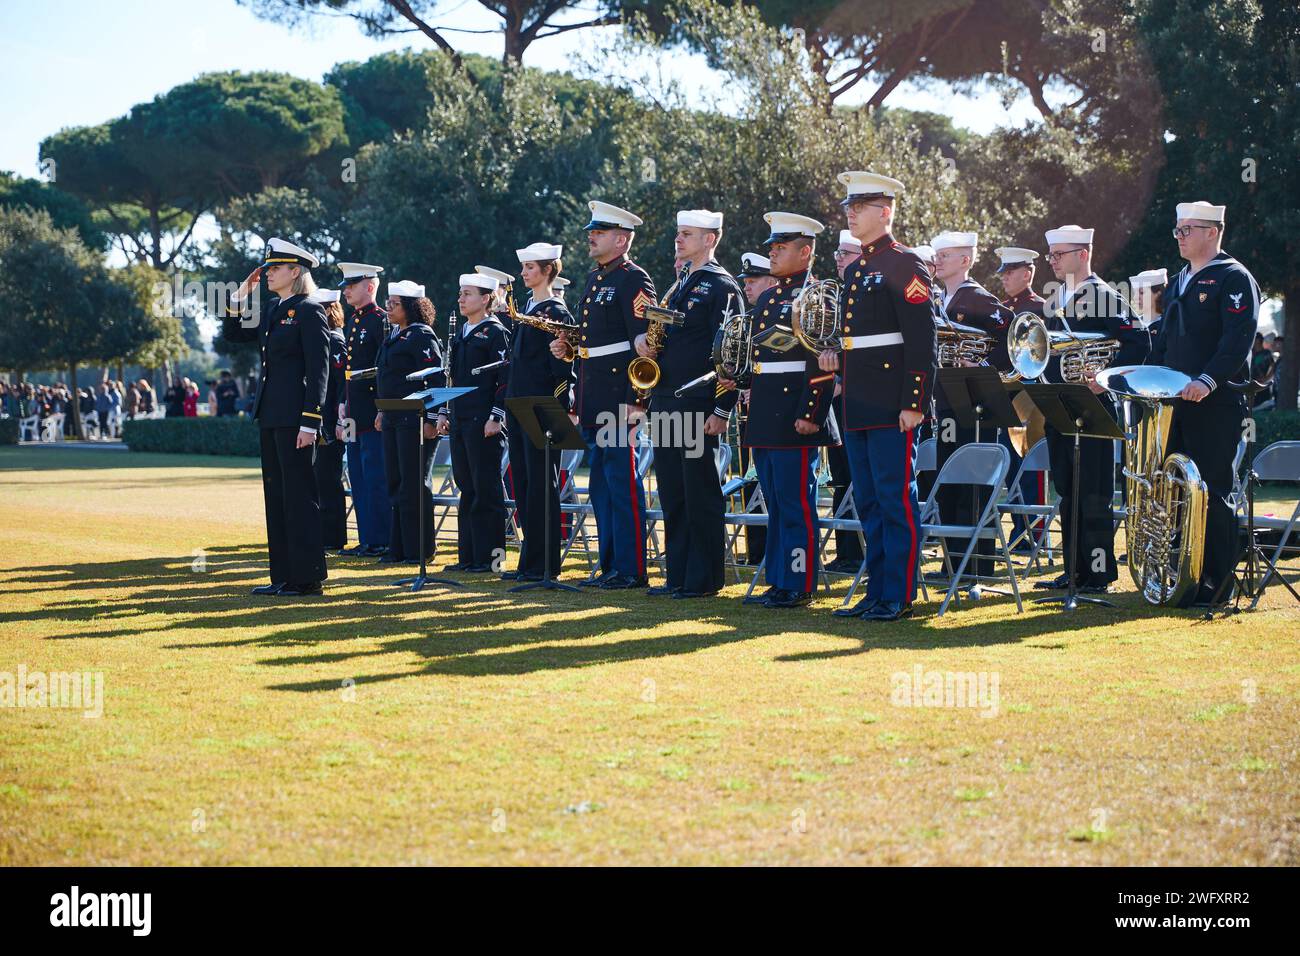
[[582, 427, 646, 578], [752, 446, 819, 593], [844, 426, 921, 604], [345, 429, 389, 548]]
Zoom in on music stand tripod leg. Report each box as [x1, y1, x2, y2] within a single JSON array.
[[1033, 424, 1114, 611], [395, 419, 463, 592]]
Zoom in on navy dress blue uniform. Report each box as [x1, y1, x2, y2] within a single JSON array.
[[376, 321, 443, 562], [742, 270, 835, 599], [1150, 250, 1259, 596], [934, 280, 1014, 578], [573, 254, 656, 583], [342, 302, 390, 551], [446, 316, 510, 569], [1039, 276, 1151, 586], [315, 326, 348, 549], [504, 296, 575, 577], [650, 261, 740, 595], [222, 287, 330, 589], [839, 236, 937, 609]]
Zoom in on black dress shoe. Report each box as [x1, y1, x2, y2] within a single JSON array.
[[743, 585, 777, 606], [601, 574, 648, 590], [862, 600, 912, 621], [647, 585, 680, 597], [500, 570, 521, 581], [673, 589, 719, 599], [1033, 573, 1073, 590], [251, 582, 285, 596], [514, 572, 544, 583], [444, 562, 472, 571], [335, 544, 366, 556], [825, 557, 861, 574], [832, 595, 879, 618], [376, 554, 406, 565], [460, 563, 492, 573], [362, 545, 389, 557], [579, 572, 611, 588], [1078, 580, 1113, 595], [765, 589, 812, 608], [278, 581, 323, 596]]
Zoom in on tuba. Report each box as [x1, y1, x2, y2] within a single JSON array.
[[790, 241, 841, 353], [1008, 312, 1119, 383], [629, 261, 690, 397], [1097, 365, 1208, 607]]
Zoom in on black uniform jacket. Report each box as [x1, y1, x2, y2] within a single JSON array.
[[742, 270, 835, 449], [223, 291, 329, 431], [321, 328, 346, 439], [1150, 251, 1259, 405], [377, 321, 444, 425], [343, 302, 387, 434], [446, 316, 509, 425], [651, 260, 741, 420], [505, 296, 576, 407], [572, 255, 656, 427], [839, 236, 937, 430]]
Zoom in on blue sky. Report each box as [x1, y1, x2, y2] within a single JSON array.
[[1, 0, 1045, 178]]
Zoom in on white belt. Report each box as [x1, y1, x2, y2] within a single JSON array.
[[843, 332, 904, 350], [754, 361, 806, 375], [579, 341, 631, 359]]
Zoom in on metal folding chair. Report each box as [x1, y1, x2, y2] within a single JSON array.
[[1245, 440, 1300, 598], [998, 438, 1057, 573]]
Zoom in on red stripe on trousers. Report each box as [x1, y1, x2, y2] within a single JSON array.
[[628, 443, 644, 577], [902, 429, 918, 603], [799, 447, 814, 593]]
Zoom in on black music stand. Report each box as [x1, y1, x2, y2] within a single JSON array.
[[505, 395, 586, 594], [1020, 382, 1126, 612], [376, 386, 475, 592], [936, 367, 1023, 597]]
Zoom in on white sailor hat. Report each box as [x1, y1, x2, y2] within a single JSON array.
[[1044, 224, 1094, 246], [515, 243, 562, 263], [388, 280, 425, 298], [1176, 200, 1225, 223], [460, 273, 499, 292], [837, 170, 905, 206], [335, 262, 383, 287], [1130, 268, 1168, 288], [911, 244, 936, 263], [994, 247, 1038, 273], [263, 237, 319, 269], [585, 200, 642, 231], [677, 209, 723, 229], [837, 229, 863, 251], [762, 212, 824, 245], [554, 276, 571, 289], [931, 230, 978, 252], [475, 265, 514, 285], [306, 289, 340, 304], [737, 252, 771, 278]]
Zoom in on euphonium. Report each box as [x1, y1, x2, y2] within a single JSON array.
[[629, 261, 690, 396], [790, 244, 841, 353], [1097, 365, 1208, 607], [509, 293, 576, 362], [1007, 312, 1119, 382]]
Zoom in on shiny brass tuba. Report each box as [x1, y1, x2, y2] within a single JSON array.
[[629, 261, 690, 396], [1007, 312, 1119, 383], [1097, 365, 1208, 607]]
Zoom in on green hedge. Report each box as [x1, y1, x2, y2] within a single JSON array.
[[0, 418, 18, 445], [122, 416, 261, 457], [1253, 409, 1300, 450]]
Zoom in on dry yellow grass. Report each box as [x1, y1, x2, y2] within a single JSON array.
[[1, 444, 1297, 865]]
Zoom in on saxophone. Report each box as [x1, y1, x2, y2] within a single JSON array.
[[628, 260, 690, 396], [510, 293, 577, 362]]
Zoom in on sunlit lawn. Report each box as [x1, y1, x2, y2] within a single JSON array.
[[1, 444, 1297, 865]]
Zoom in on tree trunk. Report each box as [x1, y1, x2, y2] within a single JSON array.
[[1279, 280, 1300, 411], [67, 363, 84, 440]]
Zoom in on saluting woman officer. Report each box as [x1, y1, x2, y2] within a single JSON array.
[[439, 274, 510, 572], [222, 238, 330, 596], [375, 280, 444, 564]]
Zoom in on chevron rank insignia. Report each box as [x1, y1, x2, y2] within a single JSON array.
[[904, 276, 929, 304], [632, 289, 654, 321]]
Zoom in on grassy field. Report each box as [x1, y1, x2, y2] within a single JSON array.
[[1, 444, 1297, 866]]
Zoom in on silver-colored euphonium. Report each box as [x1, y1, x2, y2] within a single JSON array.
[[935, 314, 995, 368], [1096, 365, 1209, 607], [1007, 312, 1119, 382]]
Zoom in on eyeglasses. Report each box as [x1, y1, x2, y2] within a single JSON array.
[[1172, 224, 1216, 239], [1045, 248, 1086, 263], [833, 249, 857, 257]]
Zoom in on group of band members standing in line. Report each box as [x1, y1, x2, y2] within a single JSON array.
[[223, 169, 1260, 620]]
